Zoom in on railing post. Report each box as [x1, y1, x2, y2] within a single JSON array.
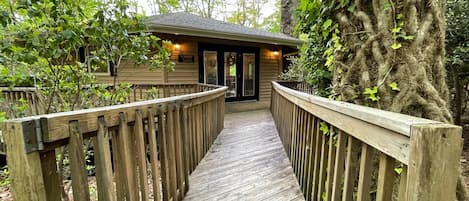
[[3, 122, 49, 201], [406, 124, 462, 201]]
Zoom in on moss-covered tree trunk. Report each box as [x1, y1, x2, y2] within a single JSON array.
[[333, 0, 452, 123], [331, 0, 466, 199]]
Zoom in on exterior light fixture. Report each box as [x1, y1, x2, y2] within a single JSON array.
[[271, 48, 280, 56], [174, 43, 181, 50]]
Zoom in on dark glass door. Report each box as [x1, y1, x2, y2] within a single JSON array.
[[224, 52, 238, 98], [199, 44, 259, 102]]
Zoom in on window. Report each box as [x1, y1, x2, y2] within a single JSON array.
[[81, 47, 112, 76], [204, 51, 218, 85], [243, 53, 255, 96]]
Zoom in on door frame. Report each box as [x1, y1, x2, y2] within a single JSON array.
[[198, 43, 260, 102]]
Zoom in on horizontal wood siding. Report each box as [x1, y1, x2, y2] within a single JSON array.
[[259, 47, 281, 104], [96, 34, 283, 109], [96, 60, 165, 84], [168, 41, 199, 84]]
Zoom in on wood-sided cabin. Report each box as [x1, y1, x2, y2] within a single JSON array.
[[96, 12, 302, 112]]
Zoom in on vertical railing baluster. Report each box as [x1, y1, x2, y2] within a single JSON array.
[[356, 144, 374, 201], [376, 154, 395, 201], [118, 113, 138, 201], [93, 117, 116, 201], [331, 130, 347, 201], [148, 108, 163, 201], [158, 105, 171, 201], [135, 110, 150, 201], [69, 120, 91, 201]]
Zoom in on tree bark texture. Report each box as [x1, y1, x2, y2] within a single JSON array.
[[333, 0, 452, 123], [280, 0, 298, 36]]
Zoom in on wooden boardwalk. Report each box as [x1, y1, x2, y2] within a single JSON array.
[[184, 110, 305, 201]]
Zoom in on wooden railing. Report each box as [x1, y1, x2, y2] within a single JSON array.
[[0, 87, 46, 117], [0, 83, 220, 155], [1, 84, 227, 201], [271, 81, 461, 201], [129, 83, 221, 102], [0, 84, 219, 116], [277, 80, 314, 94]]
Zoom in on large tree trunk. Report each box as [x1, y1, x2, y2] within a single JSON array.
[[333, 0, 452, 123], [332, 0, 466, 199], [280, 0, 298, 36]]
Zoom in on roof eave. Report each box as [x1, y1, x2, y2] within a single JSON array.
[[147, 24, 303, 48]]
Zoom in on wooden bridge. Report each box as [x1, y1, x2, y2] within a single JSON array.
[[0, 82, 462, 201]]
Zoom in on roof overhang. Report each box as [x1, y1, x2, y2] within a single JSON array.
[[147, 24, 303, 48]]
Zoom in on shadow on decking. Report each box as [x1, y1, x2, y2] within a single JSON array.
[[184, 110, 305, 201]]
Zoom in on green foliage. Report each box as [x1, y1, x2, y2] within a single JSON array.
[[391, 43, 402, 50], [446, 0, 469, 122], [145, 87, 160, 100], [363, 86, 380, 102], [394, 166, 403, 175], [319, 122, 329, 135], [0, 166, 10, 187], [263, 0, 281, 33], [0, 112, 5, 122], [390, 14, 413, 50], [11, 98, 28, 117], [283, 0, 348, 97], [280, 54, 332, 96], [389, 82, 400, 91], [225, 0, 279, 32], [0, 0, 173, 114]]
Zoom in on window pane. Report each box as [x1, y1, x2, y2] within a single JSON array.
[[243, 53, 255, 96], [225, 52, 237, 98], [204, 51, 218, 85]]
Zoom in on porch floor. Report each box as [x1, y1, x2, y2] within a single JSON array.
[[183, 110, 305, 201]]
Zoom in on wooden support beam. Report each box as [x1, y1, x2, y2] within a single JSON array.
[[406, 124, 462, 201]]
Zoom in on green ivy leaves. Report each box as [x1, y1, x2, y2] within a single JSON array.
[[389, 82, 400, 91], [0, 112, 5, 122], [363, 86, 380, 102], [319, 122, 329, 135], [383, 3, 392, 10], [391, 43, 402, 50], [322, 19, 333, 30], [391, 13, 414, 50]]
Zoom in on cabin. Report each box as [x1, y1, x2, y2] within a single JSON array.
[[94, 12, 302, 112], [0, 12, 463, 201]]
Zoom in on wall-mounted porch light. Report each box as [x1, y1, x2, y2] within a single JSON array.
[[271, 48, 280, 56], [173, 43, 181, 50]]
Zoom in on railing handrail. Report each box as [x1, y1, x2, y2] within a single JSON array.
[[4, 84, 227, 143], [0, 87, 38, 92], [0, 83, 205, 91], [2, 83, 227, 201], [273, 81, 439, 137], [3, 83, 222, 122], [271, 80, 462, 201], [273, 80, 460, 165]]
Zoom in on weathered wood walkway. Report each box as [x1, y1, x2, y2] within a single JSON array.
[[184, 110, 305, 201]]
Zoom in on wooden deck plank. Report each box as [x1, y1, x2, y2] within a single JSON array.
[[183, 110, 305, 201]]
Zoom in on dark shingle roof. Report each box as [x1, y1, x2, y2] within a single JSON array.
[[146, 12, 302, 47]]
